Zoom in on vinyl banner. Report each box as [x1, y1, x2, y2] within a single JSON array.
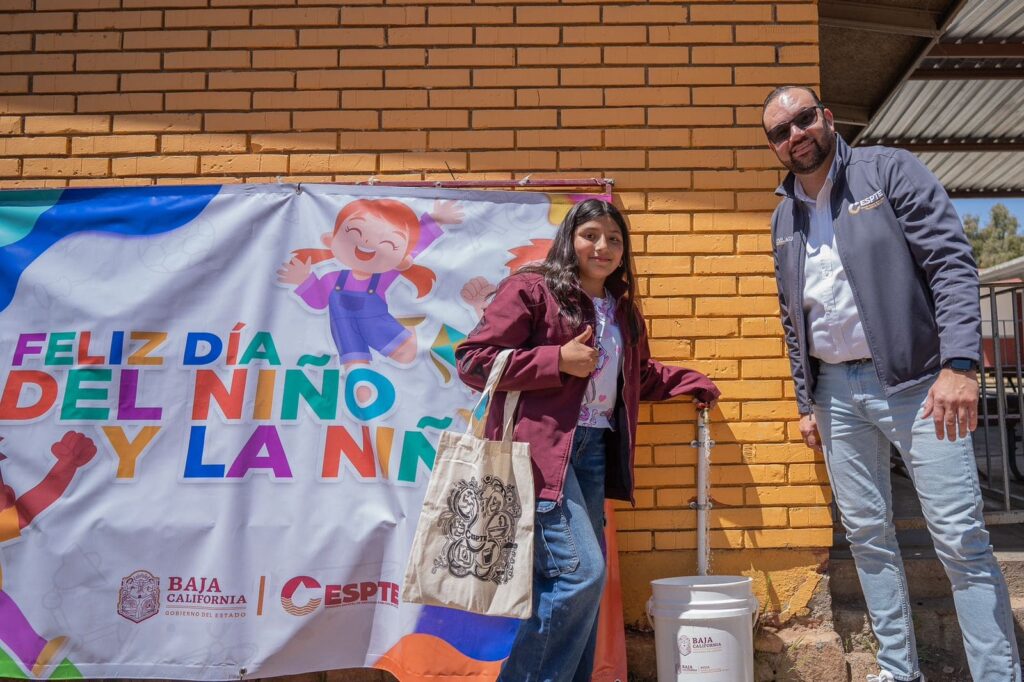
[[0, 184, 627, 681]]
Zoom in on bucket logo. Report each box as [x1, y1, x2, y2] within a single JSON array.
[[848, 189, 886, 215], [280, 575, 400, 616], [118, 570, 160, 623], [678, 634, 692, 657], [434, 475, 521, 584]]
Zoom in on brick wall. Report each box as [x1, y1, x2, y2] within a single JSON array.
[[0, 0, 829, 618]]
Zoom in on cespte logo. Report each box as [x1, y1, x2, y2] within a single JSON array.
[[280, 575, 400, 616]]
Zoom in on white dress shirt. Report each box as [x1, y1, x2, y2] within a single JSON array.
[[797, 156, 871, 364]]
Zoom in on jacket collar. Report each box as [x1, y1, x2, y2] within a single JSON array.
[[774, 132, 850, 200], [606, 275, 628, 299]]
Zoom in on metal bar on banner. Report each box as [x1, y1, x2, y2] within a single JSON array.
[[690, 408, 714, 576], [357, 177, 616, 196]]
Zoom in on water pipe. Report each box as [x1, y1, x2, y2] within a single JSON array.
[[690, 407, 714, 576]]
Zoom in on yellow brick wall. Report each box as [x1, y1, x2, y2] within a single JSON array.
[[0, 0, 830, 621]]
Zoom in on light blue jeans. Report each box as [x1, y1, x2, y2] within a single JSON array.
[[498, 426, 608, 682], [814, 361, 1021, 682]]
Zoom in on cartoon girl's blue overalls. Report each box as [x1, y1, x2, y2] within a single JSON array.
[[327, 271, 411, 364]]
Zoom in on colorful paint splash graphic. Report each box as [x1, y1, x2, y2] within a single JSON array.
[[0, 186, 220, 313]]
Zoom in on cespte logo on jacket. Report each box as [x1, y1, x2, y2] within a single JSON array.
[[848, 189, 886, 215]]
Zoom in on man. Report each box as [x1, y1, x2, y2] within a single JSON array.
[[764, 85, 1021, 682]]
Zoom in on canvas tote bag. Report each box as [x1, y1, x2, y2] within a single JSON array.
[[402, 349, 535, 619]]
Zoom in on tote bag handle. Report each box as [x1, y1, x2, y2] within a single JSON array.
[[468, 349, 522, 445]]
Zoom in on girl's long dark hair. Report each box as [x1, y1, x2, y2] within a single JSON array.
[[519, 199, 641, 341]]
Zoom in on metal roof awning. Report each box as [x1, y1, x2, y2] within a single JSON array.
[[820, 0, 1024, 197], [980, 252, 1024, 282]]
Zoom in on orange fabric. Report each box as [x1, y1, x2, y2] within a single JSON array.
[[374, 633, 503, 682], [593, 500, 629, 682]]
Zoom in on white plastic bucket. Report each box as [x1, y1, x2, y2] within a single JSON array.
[[646, 576, 758, 682]]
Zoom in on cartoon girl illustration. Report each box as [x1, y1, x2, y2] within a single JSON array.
[[277, 198, 463, 367]]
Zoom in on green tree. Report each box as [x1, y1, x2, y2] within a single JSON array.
[[963, 203, 1024, 269]]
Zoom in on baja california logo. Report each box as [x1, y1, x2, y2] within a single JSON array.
[[118, 570, 160, 623], [434, 475, 521, 584], [678, 634, 692, 656]]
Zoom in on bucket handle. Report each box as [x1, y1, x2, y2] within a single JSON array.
[[646, 596, 761, 630]]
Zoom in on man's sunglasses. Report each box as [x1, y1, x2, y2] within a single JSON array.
[[765, 106, 823, 146]]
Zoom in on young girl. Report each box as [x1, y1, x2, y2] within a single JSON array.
[[278, 198, 462, 367], [456, 199, 720, 682]]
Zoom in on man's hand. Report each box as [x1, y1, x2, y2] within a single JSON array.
[[799, 413, 822, 452], [558, 326, 598, 378], [923, 367, 978, 441]]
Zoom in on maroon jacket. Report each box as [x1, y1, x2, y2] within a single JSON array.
[[455, 272, 720, 504]]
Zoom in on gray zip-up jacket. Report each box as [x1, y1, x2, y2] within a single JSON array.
[[771, 134, 981, 414]]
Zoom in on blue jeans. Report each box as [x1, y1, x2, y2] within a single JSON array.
[[498, 426, 608, 682], [814, 361, 1021, 682]]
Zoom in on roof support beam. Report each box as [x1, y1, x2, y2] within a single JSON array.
[[863, 138, 1024, 153], [911, 67, 1024, 80], [928, 42, 1024, 59], [948, 190, 1024, 198], [828, 102, 872, 126], [850, 0, 973, 146], [819, 0, 942, 38]]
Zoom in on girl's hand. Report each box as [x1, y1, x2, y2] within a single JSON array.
[[431, 200, 464, 226], [694, 388, 719, 411], [277, 256, 312, 285], [694, 398, 718, 411], [558, 326, 599, 378]]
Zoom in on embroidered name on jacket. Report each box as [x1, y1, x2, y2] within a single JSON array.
[[434, 475, 521, 584], [848, 189, 886, 215]]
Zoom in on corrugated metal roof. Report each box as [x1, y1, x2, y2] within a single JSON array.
[[861, 79, 1024, 140], [944, 0, 1024, 41], [980, 253, 1024, 283], [854, 0, 1024, 193], [916, 150, 1024, 191]]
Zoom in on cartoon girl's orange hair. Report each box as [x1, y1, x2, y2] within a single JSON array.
[[292, 198, 436, 298]]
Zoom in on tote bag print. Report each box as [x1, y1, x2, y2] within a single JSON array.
[[435, 470, 523, 585], [403, 349, 535, 619]]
